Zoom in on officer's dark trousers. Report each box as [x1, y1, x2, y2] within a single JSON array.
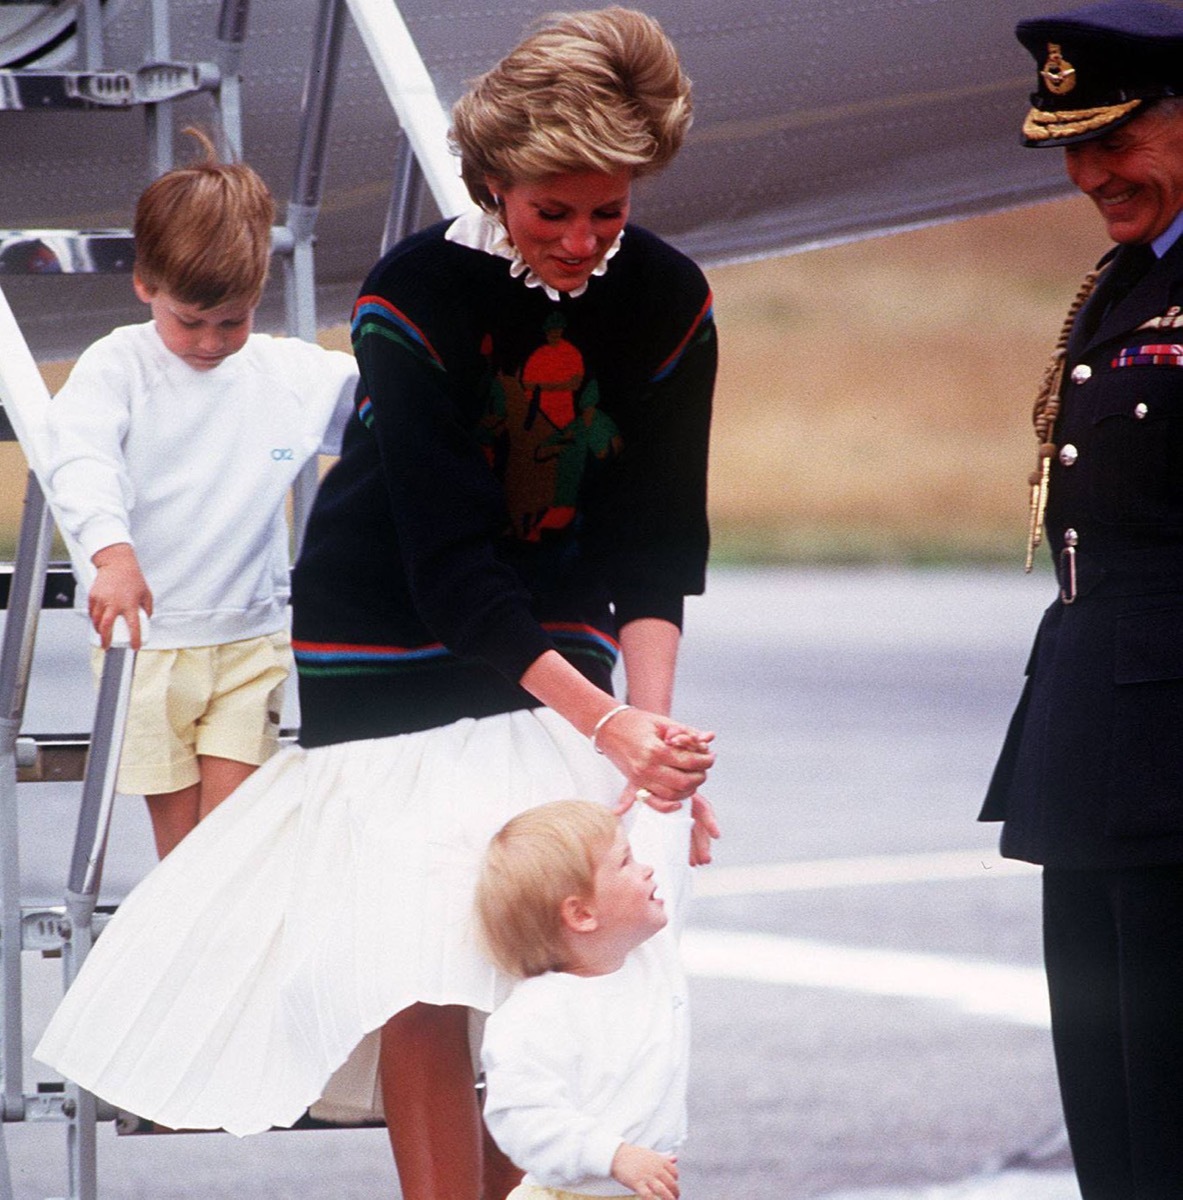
[[1043, 865, 1183, 1200]]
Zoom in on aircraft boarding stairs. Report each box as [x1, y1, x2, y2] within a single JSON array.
[[0, 2, 465, 1195]]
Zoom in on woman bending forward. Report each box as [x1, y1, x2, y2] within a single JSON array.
[[36, 8, 718, 1199]]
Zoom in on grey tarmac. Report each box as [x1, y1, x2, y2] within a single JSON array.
[[4, 565, 1082, 1198]]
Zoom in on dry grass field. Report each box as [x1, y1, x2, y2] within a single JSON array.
[[2, 193, 1106, 565], [705, 192, 1104, 562]]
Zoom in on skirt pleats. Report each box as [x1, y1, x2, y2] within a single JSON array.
[[35, 709, 622, 1136]]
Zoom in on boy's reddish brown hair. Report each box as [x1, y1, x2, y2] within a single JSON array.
[[133, 128, 275, 308]]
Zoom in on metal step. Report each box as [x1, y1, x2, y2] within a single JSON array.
[[12, 730, 299, 784], [0, 62, 219, 111], [0, 230, 134, 276], [0, 225, 295, 277], [0, 1082, 116, 1126], [0, 566, 76, 608], [13, 906, 113, 955], [3, 1091, 383, 1134], [13, 737, 89, 785], [115, 1109, 387, 1135]]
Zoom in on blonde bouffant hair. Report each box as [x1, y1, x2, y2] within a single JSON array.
[[134, 127, 275, 308], [450, 7, 693, 212], [475, 799, 618, 980]]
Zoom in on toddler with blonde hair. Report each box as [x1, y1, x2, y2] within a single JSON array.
[[477, 797, 707, 1200]]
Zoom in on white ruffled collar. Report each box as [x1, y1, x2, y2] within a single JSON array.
[[445, 207, 622, 301]]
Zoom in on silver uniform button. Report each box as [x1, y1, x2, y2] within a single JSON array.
[[1071, 364, 1092, 384], [1059, 443, 1078, 466], [1135, 402, 1149, 419]]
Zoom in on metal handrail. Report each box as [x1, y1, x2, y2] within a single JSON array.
[[0, 474, 53, 1128], [341, 0, 467, 218]]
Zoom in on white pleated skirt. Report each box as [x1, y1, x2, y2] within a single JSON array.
[[34, 708, 623, 1137]]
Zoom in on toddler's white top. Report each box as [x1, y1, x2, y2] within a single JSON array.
[[481, 809, 692, 1196]]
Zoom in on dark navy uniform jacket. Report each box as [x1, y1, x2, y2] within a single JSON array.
[[982, 231, 1183, 869]]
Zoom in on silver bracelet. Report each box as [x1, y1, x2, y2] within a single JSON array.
[[590, 703, 632, 754]]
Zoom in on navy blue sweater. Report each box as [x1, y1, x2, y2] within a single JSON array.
[[291, 220, 716, 746]]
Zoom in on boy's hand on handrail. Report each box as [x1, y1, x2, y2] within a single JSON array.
[[89, 542, 153, 649]]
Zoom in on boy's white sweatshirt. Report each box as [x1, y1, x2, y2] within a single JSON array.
[[45, 321, 357, 648]]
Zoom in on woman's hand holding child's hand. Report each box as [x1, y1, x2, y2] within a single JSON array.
[[609, 725, 721, 862], [602, 710, 715, 813]]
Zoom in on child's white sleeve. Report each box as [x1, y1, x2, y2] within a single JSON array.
[[315, 349, 358, 456], [43, 344, 135, 559], [482, 992, 623, 1187], [280, 339, 358, 456]]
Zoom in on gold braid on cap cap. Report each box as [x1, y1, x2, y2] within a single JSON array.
[[1025, 265, 1104, 570], [1022, 98, 1142, 143]]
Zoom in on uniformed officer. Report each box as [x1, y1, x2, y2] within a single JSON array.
[[982, 3, 1183, 1196]]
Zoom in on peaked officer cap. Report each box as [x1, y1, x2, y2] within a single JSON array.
[[1017, 0, 1183, 147]]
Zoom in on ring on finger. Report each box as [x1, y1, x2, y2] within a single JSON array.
[[635, 787, 653, 805]]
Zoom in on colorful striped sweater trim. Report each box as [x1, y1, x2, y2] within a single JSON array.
[[651, 292, 714, 383], [293, 622, 620, 678], [351, 295, 446, 371]]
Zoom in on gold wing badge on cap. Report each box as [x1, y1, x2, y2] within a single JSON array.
[[1041, 44, 1076, 95], [1023, 40, 1141, 143]]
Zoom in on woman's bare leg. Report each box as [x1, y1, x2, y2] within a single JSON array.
[[380, 1003, 483, 1200], [482, 1120, 524, 1200]]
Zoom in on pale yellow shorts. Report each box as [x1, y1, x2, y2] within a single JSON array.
[[506, 1187, 637, 1200], [90, 632, 291, 796]]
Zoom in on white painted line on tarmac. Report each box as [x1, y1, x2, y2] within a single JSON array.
[[816, 1169, 1077, 1200], [682, 929, 1050, 1028], [692, 848, 1038, 899]]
